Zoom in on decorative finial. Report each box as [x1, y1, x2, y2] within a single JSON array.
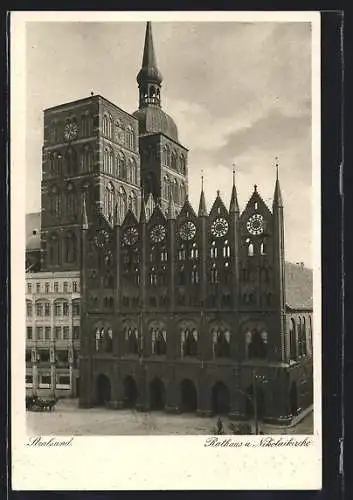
[[254, 184, 257, 192], [201, 169, 204, 191], [217, 189, 220, 197], [232, 163, 236, 185], [275, 156, 279, 180], [90, 91, 94, 96]]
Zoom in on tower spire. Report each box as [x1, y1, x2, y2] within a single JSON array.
[[198, 171, 208, 217], [229, 164, 239, 214], [137, 22, 163, 108], [273, 156, 283, 207]]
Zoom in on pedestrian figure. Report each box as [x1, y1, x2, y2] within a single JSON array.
[[217, 417, 223, 435]]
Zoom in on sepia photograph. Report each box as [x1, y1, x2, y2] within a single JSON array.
[[12, 11, 321, 490]]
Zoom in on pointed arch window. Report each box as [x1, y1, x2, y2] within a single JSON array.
[[248, 242, 254, 257], [64, 232, 77, 263], [212, 328, 230, 358], [125, 327, 139, 355], [178, 244, 186, 261], [191, 265, 199, 284], [191, 242, 199, 259], [65, 148, 77, 176], [65, 183, 77, 217], [210, 241, 218, 259], [160, 248, 168, 262], [223, 240, 231, 258], [149, 267, 158, 286], [302, 317, 307, 356], [260, 242, 266, 255], [210, 263, 219, 284], [151, 328, 167, 355], [179, 265, 186, 285], [181, 328, 198, 357], [117, 186, 127, 221], [126, 126, 135, 150], [248, 329, 267, 359], [104, 182, 115, 221], [171, 150, 178, 170], [180, 154, 186, 174], [103, 115, 108, 136]]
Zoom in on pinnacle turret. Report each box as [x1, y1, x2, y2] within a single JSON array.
[[198, 175, 208, 217], [167, 192, 176, 220], [229, 168, 240, 214]]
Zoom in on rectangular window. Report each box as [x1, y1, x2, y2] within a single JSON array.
[[35, 302, 43, 316], [45, 327, 51, 340], [73, 326, 80, 339], [26, 302, 32, 317], [38, 349, 50, 362], [55, 303, 62, 316], [63, 281, 69, 293], [73, 281, 78, 293], [58, 375, 70, 385], [27, 283, 32, 294], [26, 326, 33, 340], [54, 282, 59, 293], [25, 350, 32, 362], [25, 375, 33, 384], [36, 326, 43, 340], [72, 301, 80, 316], [44, 303, 50, 316], [55, 326, 61, 340], [45, 282, 50, 293], [63, 302, 69, 316], [63, 326, 70, 340], [40, 375, 51, 386], [36, 282, 41, 293]]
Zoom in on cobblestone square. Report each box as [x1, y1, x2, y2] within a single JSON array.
[[26, 399, 313, 436]]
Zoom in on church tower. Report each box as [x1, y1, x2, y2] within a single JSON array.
[[133, 22, 188, 215]]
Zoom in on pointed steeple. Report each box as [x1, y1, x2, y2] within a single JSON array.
[[140, 190, 147, 223], [229, 167, 240, 214], [273, 157, 283, 208], [167, 191, 176, 220], [137, 22, 163, 110], [82, 194, 88, 230], [198, 173, 208, 217]]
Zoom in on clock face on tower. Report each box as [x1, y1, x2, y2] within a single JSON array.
[[179, 221, 196, 241], [150, 224, 166, 243], [123, 227, 138, 246], [211, 217, 229, 238], [94, 229, 109, 248], [64, 122, 79, 141], [247, 214, 264, 235]]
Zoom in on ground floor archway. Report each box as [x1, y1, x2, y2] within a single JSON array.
[[180, 378, 197, 412], [123, 375, 138, 408], [96, 374, 111, 406], [245, 385, 266, 419], [289, 381, 299, 416], [149, 377, 166, 410], [211, 381, 230, 415]]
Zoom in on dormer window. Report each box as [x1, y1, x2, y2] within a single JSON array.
[[255, 202, 258, 210]]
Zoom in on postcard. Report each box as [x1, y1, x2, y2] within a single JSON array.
[[11, 10, 321, 490]]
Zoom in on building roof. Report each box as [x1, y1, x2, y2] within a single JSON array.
[[133, 106, 179, 143], [285, 262, 313, 310], [26, 212, 41, 251]]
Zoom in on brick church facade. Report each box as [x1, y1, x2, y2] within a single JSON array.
[[38, 22, 313, 424]]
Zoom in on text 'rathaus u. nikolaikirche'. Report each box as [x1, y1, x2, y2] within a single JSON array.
[[29, 22, 313, 424]]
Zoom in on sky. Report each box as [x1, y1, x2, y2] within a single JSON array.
[[25, 20, 313, 267]]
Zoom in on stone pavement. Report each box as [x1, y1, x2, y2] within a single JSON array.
[[26, 398, 313, 436]]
